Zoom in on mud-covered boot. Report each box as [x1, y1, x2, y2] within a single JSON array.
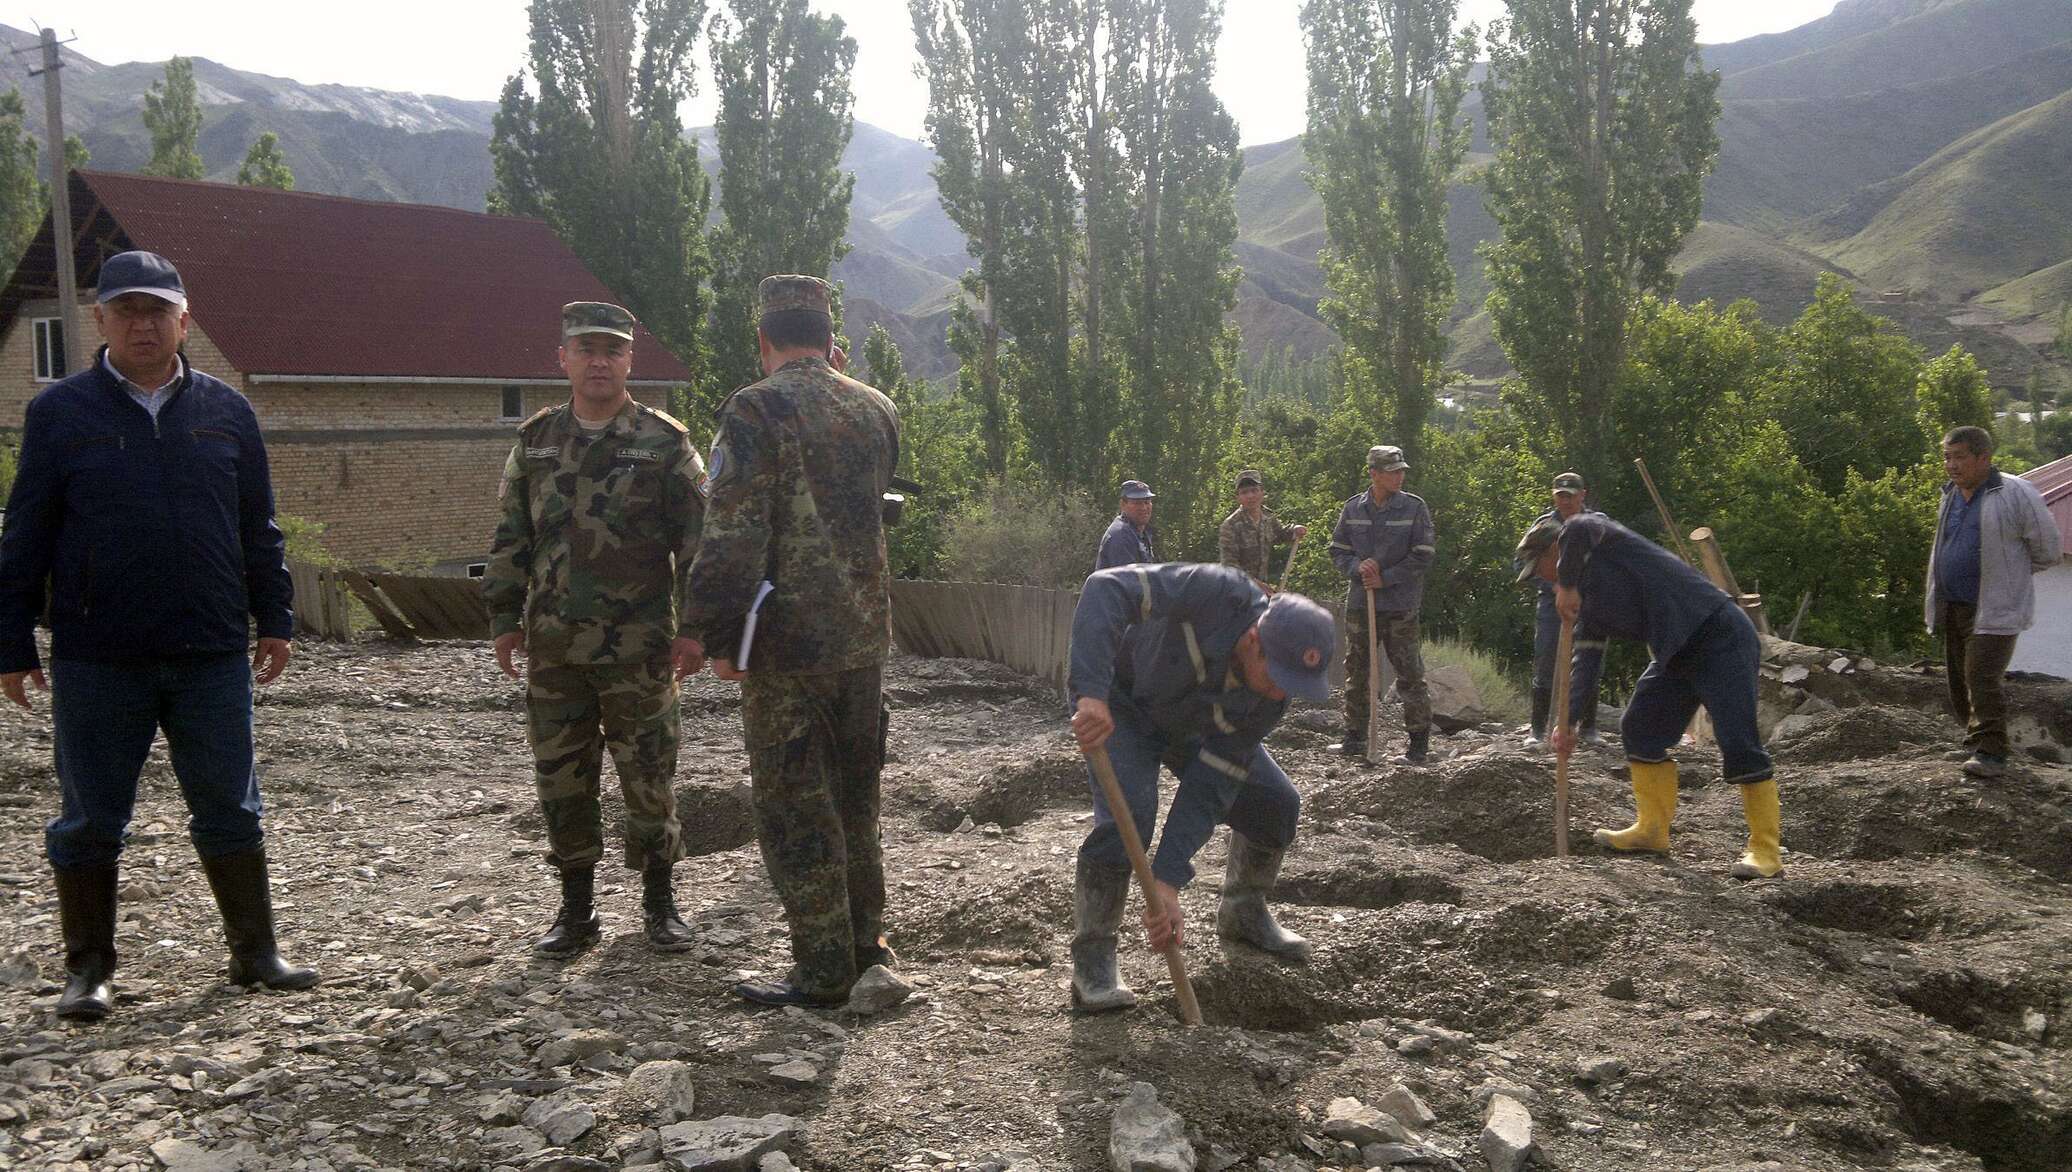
[[1332, 733, 1366, 757], [1729, 779, 1785, 880], [1394, 729, 1430, 766], [53, 864, 118, 1021], [1592, 760, 1677, 854], [534, 865, 602, 957], [1069, 857, 1137, 1012], [1525, 686, 1551, 747], [1216, 833, 1310, 962], [198, 849, 320, 989], [642, 861, 695, 952]]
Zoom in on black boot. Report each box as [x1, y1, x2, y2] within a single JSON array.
[[1528, 686, 1552, 745], [198, 849, 319, 990], [1333, 734, 1367, 757], [535, 866, 602, 957], [1395, 729, 1430, 766], [53, 864, 118, 1021], [856, 935, 898, 972], [1069, 856, 1136, 1011], [642, 861, 694, 952], [1216, 833, 1310, 962]]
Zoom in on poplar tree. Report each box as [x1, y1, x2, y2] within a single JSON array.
[[142, 56, 206, 180], [0, 90, 40, 282], [708, 0, 858, 396], [237, 132, 295, 189], [489, 0, 714, 361], [1480, 0, 1718, 477], [1303, 0, 1475, 468]]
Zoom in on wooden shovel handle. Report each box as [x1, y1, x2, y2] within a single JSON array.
[[1086, 745, 1202, 1026], [1550, 615, 1575, 858]]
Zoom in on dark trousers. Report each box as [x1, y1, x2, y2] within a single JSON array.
[[1343, 607, 1430, 737], [1941, 601, 2017, 758], [1619, 607, 1774, 786], [742, 665, 889, 998], [1078, 716, 1301, 884], [46, 654, 264, 870], [1533, 591, 1601, 730]]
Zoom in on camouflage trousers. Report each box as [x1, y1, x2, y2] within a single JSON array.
[[1343, 607, 1431, 739], [742, 665, 891, 1001], [526, 658, 686, 871]]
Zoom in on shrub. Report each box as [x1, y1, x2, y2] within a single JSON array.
[[940, 479, 1109, 589]]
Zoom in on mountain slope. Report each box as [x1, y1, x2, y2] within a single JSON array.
[[1714, 0, 2072, 99]]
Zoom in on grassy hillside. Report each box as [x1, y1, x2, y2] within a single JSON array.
[[1978, 259, 2072, 320], [1672, 222, 1855, 323], [1821, 90, 2072, 297], [1716, 0, 2072, 99]]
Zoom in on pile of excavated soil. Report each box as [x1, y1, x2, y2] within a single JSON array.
[[0, 640, 2067, 1171]]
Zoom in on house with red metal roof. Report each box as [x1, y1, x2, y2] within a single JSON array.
[[1, 170, 695, 567]]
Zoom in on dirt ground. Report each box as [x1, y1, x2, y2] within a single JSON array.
[[0, 639, 2067, 1172]]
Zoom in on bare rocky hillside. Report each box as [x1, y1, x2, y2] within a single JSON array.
[[0, 639, 2067, 1171]]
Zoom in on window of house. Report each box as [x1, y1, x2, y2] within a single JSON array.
[[500, 385, 523, 420], [32, 318, 66, 381]]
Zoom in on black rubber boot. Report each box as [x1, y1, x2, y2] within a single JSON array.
[[1216, 833, 1310, 962], [642, 861, 695, 953], [53, 864, 118, 1021], [1069, 856, 1137, 1011], [1395, 729, 1430, 766], [734, 969, 849, 1007], [535, 865, 602, 957], [1334, 735, 1367, 757], [1528, 686, 1552, 744], [198, 849, 319, 990], [856, 935, 898, 972]]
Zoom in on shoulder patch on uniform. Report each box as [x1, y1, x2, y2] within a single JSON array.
[[639, 403, 690, 434], [519, 404, 562, 431]]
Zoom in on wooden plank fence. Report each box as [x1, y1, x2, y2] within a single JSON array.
[[286, 560, 356, 641], [337, 569, 490, 641]]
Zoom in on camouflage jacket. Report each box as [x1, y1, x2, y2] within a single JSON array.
[[682, 355, 901, 675], [1218, 506, 1299, 583], [483, 398, 705, 666]]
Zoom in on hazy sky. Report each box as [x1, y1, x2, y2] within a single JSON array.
[[4, 1, 1839, 146]]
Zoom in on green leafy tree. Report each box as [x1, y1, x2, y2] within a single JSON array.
[[0, 89, 41, 283], [1480, 0, 1719, 478], [1914, 345, 1993, 443], [142, 56, 206, 180], [1301, 0, 1476, 468], [707, 0, 858, 396], [490, 0, 714, 365], [236, 131, 295, 189], [1751, 273, 1926, 492]]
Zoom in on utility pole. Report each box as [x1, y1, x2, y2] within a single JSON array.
[[28, 27, 82, 375]]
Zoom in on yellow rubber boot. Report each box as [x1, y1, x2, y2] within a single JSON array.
[[1729, 779, 1784, 880], [1592, 760, 1677, 853]]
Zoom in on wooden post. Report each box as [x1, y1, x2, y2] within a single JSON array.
[[1632, 458, 1698, 564], [1365, 587, 1381, 765], [1085, 746, 1202, 1027], [1787, 591, 1813, 643], [1276, 533, 1302, 593], [1689, 527, 1771, 636], [1549, 616, 1575, 858]]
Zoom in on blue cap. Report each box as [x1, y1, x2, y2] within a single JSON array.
[[96, 251, 186, 307], [1120, 479, 1156, 500], [1258, 592, 1333, 702]]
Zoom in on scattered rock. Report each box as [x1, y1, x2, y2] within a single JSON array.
[[1779, 665, 1810, 685], [1108, 1082, 1194, 1172], [536, 1029, 627, 1069], [2023, 1008, 2048, 1039], [1361, 1143, 1438, 1167], [1396, 1035, 1437, 1058], [658, 1114, 800, 1172], [0, 948, 38, 989], [1322, 1096, 1411, 1145], [767, 1060, 818, 1086], [149, 1139, 264, 1171], [757, 1154, 798, 1172], [1602, 975, 1638, 1000], [1470, 1079, 1538, 1108], [1828, 657, 1851, 674], [1742, 1007, 1786, 1031], [1376, 1083, 1437, 1130], [523, 1097, 598, 1147], [845, 964, 914, 1015], [1428, 665, 1489, 733], [614, 1059, 699, 1124], [1574, 1054, 1628, 1085], [481, 1089, 529, 1125], [1480, 1094, 1535, 1172]]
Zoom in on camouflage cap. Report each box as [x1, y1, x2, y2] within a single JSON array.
[[1367, 445, 1409, 472], [562, 301, 636, 341], [1236, 469, 1264, 489], [757, 274, 834, 318], [1552, 471, 1586, 495], [1514, 516, 1564, 584]]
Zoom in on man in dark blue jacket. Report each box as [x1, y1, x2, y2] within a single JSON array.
[[1516, 512, 1783, 880], [0, 251, 317, 1021], [1094, 480, 1157, 571], [1065, 562, 1334, 1010]]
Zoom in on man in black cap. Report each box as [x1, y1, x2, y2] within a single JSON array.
[[1518, 473, 1605, 747], [1066, 563, 1333, 1010], [1220, 469, 1307, 592], [0, 251, 317, 1021], [1096, 480, 1157, 571]]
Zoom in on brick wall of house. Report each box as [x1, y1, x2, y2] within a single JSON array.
[[0, 293, 239, 427]]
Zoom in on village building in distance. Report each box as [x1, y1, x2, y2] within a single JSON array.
[[0, 170, 694, 572]]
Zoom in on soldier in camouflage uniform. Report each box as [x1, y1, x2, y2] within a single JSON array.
[[1218, 469, 1307, 591], [682, 275, 902, 1007], [1329, 445, 1437, 764], [483, 302, 708, 957]]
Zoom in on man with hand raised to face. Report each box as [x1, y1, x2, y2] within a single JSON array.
[[0, 251, 315, 1021], [1065, 562, 1334, 1011]]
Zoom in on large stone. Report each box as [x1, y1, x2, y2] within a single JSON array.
[[1108, 1082, 1195, 1172], [536, 1029, 627, 1069], [613, 1060, 699, 1124], [531, 1102, 597, 1146], [1376, 1084, 1437, 1130], [1574, 1054, 1628, 1085], [845, 965, 914, 1015], [658, 1114, 801, 1172], [150, 1139, 264, 1171], [1427, 665, 1488, 733], [1480, 1094, 1535, 1172], [1321, 1097, 1410, 1146]]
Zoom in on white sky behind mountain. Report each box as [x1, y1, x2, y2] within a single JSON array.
[[4, 0, 1838, 146]]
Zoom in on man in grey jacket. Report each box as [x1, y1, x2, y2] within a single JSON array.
[[1924, 427, 2063, 778]]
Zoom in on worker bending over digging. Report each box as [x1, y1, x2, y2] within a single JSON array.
[[1065, 563, 1336, 1010], [1516, 513, 1785, 880]]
